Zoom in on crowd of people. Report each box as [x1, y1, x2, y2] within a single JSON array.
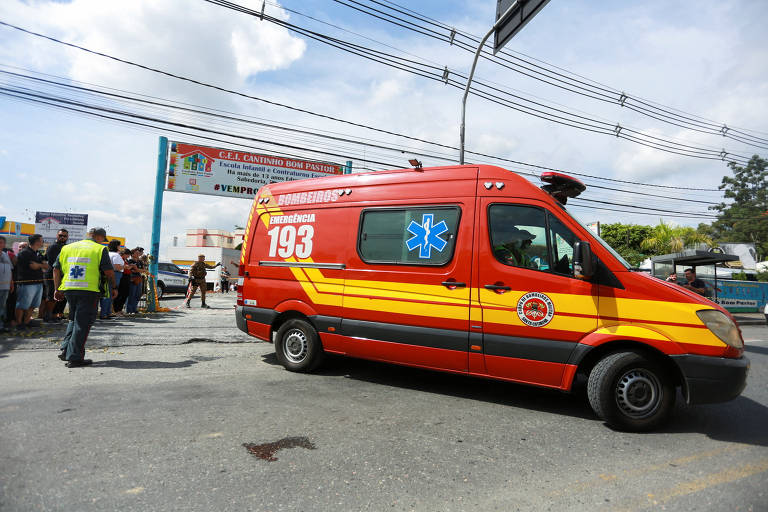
[[0, 230, 151, 333]]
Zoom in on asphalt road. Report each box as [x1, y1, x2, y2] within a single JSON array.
[[1, 294, 766, 511]]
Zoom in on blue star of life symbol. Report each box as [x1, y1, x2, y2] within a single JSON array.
[[69, 265, 86, 279], [406, 214, 449, 259]]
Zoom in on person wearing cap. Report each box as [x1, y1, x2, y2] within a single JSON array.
[[494, 227, 537, 269], [52, 227, 116, 368], [184, 254, 220, 308]]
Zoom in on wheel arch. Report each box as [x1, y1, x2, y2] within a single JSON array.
[[270, 299, 319, 342], [571, 338, 685, 391]]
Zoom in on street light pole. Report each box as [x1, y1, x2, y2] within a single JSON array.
[[459, 1, 518, 165]]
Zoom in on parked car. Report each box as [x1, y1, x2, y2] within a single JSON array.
[[156, 262, 189, 298]]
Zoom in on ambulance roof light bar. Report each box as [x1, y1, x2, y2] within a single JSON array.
[[540, 171, 586, 205]]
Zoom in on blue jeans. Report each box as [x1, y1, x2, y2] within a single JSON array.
[[16, 283, 43, 310], [127, 280, 142, 313], [0, 289, 9, 326], [99, 271, 122, 318]]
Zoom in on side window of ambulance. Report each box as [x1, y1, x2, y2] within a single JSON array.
[[359, 207, 459, 265], [488, 205, 549, 270], [548, 214, 577, 276]]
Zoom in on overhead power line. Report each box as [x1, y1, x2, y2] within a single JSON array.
[[0, 20, 739, 193], [4, 70, 755, 223], [5, 84, 742, 221], [329, 0, 768, 149], [0, 65, 729, 204], [199, 1, 757, 165], [7, 82, 759, 221]]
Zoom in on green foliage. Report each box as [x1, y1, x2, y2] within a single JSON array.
[[757, 271, 768, 282], [639, 220, 713, 255], [696, 222, 715, 238], [710, 155, 768, 260], [730, 271, 748, 281], [599, 223, 653, 266]]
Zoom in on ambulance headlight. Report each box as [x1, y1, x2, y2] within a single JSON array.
[[696, 310, 743, 349]]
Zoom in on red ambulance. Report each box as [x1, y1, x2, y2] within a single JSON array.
[[235, 165, 749, 431]]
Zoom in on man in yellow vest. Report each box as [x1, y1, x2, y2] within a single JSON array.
[[52, 227, 117, 368]]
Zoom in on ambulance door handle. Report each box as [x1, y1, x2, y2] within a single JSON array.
[[441, 281, 466, 289], [484, 284, 511, 292]]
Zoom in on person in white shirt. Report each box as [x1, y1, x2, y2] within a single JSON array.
[[99, 239, 125, 319]]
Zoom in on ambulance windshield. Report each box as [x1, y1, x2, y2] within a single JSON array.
[[565, 209, 633, 270]]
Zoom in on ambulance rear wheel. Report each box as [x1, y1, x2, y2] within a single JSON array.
[[587, 351, 675, 432], [275, 319, 324, 373]]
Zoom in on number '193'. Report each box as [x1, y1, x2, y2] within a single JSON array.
[[267, 225, 314, 259]]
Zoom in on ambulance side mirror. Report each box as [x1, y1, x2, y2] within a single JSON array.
[[573, 241, 594, 280]]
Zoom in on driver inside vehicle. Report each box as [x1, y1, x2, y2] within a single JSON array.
[[493, 227, 538, 269]]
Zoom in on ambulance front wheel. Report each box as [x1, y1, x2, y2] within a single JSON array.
[[587, 351, 675, 432], [275, 318, 325, 373]]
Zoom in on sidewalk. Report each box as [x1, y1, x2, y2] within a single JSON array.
[[0, 293, 253, 355], [732, 312, 767, 327]]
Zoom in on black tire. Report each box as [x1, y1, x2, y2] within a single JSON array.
[[275, 319, 325, 373], [587, 351, 675, 432], [156, 282, 165, 299]]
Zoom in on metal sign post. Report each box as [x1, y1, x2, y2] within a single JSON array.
[[459, 0, 550, 164], [147, 136, 169, 312]]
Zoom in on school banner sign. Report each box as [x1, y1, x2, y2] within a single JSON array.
[[35, 211, 88, 243], [165, 142, 344, 199]]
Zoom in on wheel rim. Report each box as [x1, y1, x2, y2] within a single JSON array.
[[615, 368, 662, 419], [283, 328, 308, 363]]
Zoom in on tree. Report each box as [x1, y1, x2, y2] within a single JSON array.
[[710, 155, 768, 260], [640, 220, 713, 255], [599, 223, 653, 266]]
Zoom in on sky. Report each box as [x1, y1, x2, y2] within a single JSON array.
[[0, 0, 766, 257]]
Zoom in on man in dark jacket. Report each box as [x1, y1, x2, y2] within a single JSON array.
[[184, 254, 219, 309], [14, 234, 49, 330], [41, 229, 69, 322]]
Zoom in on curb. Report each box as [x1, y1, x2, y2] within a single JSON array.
[[733, 316, 767, 327]]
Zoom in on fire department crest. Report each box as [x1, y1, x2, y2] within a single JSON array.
[[516, 292, 555, 327]]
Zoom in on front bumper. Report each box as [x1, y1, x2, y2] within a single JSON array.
[[671, 354, 750, 405]]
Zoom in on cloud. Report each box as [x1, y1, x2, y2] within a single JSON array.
[[0, 0, 306, 105]]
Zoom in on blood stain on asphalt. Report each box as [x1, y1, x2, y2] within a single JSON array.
[[243, 436, 316, 461]]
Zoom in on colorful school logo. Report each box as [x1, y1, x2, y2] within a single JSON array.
[[517, 292, 555, 327]]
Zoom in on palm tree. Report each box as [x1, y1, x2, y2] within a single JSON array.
[[640, 220, 714, 255]]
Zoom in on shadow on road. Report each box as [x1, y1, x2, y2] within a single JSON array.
[[261, 352, 595, 420], [661, 396, 768, 447], [261, 352, 768, 445], [93, 359, 200, 369], [745, 344, 768, 356]]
